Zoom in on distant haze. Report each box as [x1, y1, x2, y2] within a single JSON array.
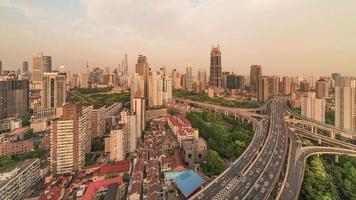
[[0, 0, 356, 76]]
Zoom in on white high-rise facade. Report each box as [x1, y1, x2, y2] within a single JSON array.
[[148, 71, 163, 107], [133, 97, 145, 138], [301, 92, 326, 123], [185, 65, 193, 91], [335, 77, 356, 131]]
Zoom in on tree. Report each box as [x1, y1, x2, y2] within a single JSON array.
[[200, 150, 225, 176], [123, 172, 130, 183]]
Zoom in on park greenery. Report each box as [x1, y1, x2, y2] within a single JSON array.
[[174, 90, 260, 108], [91, 137, 105, 152], [325, 111, 335, 125], [186, 111, 254, 175], [300, 155, 356, 200], [67, 87, 130, 108]]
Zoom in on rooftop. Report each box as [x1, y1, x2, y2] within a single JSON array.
[[98, 160, 130, 177], [82, 176, 123, 200], [174, 170, 205, 197]]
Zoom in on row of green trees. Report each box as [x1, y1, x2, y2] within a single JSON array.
[[300, 155, 356, 200], [174, 90, 260, 108], [186, 112, 254, 176]]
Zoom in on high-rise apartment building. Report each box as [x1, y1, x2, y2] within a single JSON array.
[[22, 61, 29, 75], [209, 45, 222, 88], [222, 71, 230, 89], [32, 53, 52, 82], [148, 71, 163, 107], [258, 76, 269, 102], [300, 81, 310, 92], [162, 74, 172, 104], [130, 73, 145, 110], [282, 76, 291, 95], [91, 106, 106, 138], [335, 77, 356, 130], [0, 78, 29, 120], [132, 93, 145, 138], [301, 92, 326, 123], [41, 72, 66, 109], [268, 76, 279, 97], [107, 128, 126, 161], [50, 104, 92, 175], [185, 66, 193, 91], [198, 69, 207, 90], [172, 69, 182, 89], [315, 79, 329, 98], [250, 65, 262, 93]]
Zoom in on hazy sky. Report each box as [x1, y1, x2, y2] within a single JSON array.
[[1, 0, 356, 76]]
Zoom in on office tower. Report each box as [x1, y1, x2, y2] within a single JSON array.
[[0, 60, 2, 75], [172, 69, 182, 89], [331, 73, 341, 83], [132, 94, 145, 138], [181, 74, 186, 90], [91, 106, 106, 138], [198, 69, 207, 90], [268, 76, 280, 97], [148, 71, 163, 106], [282, 76, 291, 95], [209, 45, 222, 88], [335, 77, 356, 130], [41, 72, 66, 109], [50, 104, 92, 175], [0, 79, 29, 120], [301, 92, 326, 123], [135, 55, 148, 78], [250, 65, 262, 93], [300, 81, 310, 92], [258, 76, 269, 102], [222, 71, 230, 89], [22, 61, 29, 75], [315, 79, 329, 98], [32, 53, 52, 82], [185, 65, 193, 91], [227, 74, 244, 90], [130, 73, 145, 111]]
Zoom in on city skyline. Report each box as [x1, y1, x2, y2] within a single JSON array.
[[1, 0, 356, 76]]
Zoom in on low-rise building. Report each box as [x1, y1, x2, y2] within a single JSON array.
[[30, 118, 48, 133]]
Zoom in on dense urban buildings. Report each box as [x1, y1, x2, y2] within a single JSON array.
[[257, 76, 269, 102], [185, 66, 193, 91], [32, 53, 52, 82], [41, 72, 66, 109], [209, 45, 222, 88], [315, 79, 329, 98], [198, 68, 207, 90]]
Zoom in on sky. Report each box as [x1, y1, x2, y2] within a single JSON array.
[[0, 0, 356, 76]]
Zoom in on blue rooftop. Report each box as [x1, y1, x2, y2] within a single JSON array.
[[174, 170, 205, 197], [165, 171, 185, 180]]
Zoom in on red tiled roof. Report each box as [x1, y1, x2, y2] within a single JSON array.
[[82, 176, 123, 200], [39, 186, 62, 200], [98, 160, 131, 176]]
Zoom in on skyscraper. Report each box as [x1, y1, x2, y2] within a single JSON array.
[[132, 93, 145, 138], [282, 76, 291, 95], [258, 76, 269, 102], [335, 77, 356, 130], [209, 45, 222, 88], [250, 65, 262, 93], [227, 73, 244, 90], [0, 79, 29, 119], [0, 60, 2, 75], [268, 76, 280, 97], [50, 104, 92, 175], [148, 71, 163, 106], [301, 92, 326, 123], [135, 55, 148, 78], [124, 54, 128, 75], [172, 69, 182, 89], [185, 65, 193, 91], [300, 81, 310, 92], [41, 72, 66, 109], [315, 79, 329, 98], [198, 68, 207, 90], [22, 61, 29, 75], [32, 53, 52, 82], [130, 73, 145, 110]]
